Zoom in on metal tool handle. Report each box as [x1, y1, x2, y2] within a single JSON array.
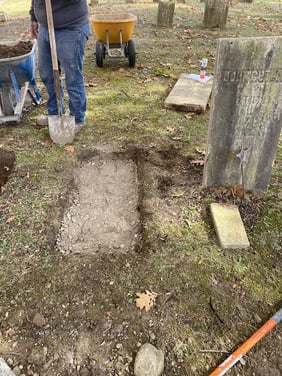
[[45, 0, 63, 116]]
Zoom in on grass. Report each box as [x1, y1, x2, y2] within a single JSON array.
[[1, 0, 31, 18], [0, 0, 281, 375]]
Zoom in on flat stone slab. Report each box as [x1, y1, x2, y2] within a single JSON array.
[[210, 203, 250, 249], [164, 73, 213, 113]]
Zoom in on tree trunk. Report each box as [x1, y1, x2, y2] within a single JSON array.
[[203, 0, 229, 30]]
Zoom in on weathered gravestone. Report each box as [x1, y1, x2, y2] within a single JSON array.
[[0, 12, 9, 22], [157, 0, 175, 27], [203, 0, 229, 30], [203, 36, 282, 191]]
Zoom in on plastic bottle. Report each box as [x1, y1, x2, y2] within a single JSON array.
[[199, 58, 208, 80]]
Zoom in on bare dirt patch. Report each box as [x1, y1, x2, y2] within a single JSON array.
[[56, 148, 141, 255]]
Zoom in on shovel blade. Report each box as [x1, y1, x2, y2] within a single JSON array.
[[48, 115, 75, 146]]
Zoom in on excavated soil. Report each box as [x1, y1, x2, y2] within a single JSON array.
[[0, 150, 15, 191], [0, 40, 33, 59]]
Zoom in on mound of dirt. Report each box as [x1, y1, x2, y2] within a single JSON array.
[[0, 40, 33, 59]]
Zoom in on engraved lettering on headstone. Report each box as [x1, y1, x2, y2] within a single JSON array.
[[203, 36, 282, 190]]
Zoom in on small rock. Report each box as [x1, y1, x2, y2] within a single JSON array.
[[79, 367, 92, 376], [27, 367, 33, 376], [12, 366, 21, 376], [7, 358, 14, 367], [28, 347, 47, 366], [0, 358, 16, 375], [134, 343, 164, 376], [32, 313, 46, 327], [254, 313, 262, 323]]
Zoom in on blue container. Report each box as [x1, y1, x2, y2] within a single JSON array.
[[0, 40, 37, 88]]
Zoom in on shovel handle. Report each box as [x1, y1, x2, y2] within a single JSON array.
[[45, 0, 63, 116]]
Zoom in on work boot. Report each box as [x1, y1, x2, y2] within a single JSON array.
[[36, 116, 48, 127], [74, 122, 85, 134]]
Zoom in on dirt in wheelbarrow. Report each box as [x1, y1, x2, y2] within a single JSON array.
[[0, 40, 33, 59]]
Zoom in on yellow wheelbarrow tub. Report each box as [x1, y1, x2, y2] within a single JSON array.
[[91, 13, 137, 45]]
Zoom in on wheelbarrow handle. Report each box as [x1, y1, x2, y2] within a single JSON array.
[[45, 0, 63, 116]]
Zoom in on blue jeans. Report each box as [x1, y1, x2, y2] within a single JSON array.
[[37, 23, 90, 124]]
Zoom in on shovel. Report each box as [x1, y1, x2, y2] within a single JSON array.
[[45, 0, 75, 146]]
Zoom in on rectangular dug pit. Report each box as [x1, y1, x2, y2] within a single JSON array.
[[56, 152, 141, 254]]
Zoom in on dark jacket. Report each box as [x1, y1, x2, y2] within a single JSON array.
[[30, 0, 88, 29]]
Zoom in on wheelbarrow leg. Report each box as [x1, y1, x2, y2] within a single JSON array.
[[27, 85, 41, 105], [0, 70, 41, 123], [10, 70, 29, 118], [119, 30, 125, 57], [106, 29, 112, 57], [14, 82, 29, 117], [10, 70, 21, 105]]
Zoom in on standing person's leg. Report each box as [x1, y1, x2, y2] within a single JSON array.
[[37, 26, 65, 118], [56, 24, 90, 127]]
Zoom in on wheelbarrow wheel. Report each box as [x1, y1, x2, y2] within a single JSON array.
[[127, 39, 136, 68], [95, 40, 105, 68]]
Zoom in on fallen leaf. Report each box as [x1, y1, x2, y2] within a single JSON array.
[[166, 126, 176, 132], [6, 215, 16, 223], [195, 148, 205, 155], [232, 185, 244, 198], [185, 112, 196, 119], [64, 145, 75, 153], [44, 138, 53, 148], [135, 290, 158, 312], [172, 190, 185, 197]]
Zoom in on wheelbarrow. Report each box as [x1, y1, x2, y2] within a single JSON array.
[[0, 40, 41, 124], [91, 13, 137, 68]]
